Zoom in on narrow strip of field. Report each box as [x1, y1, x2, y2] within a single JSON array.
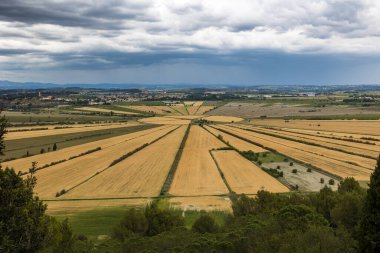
[[118, 105, 167, 115], [260, 126, 380, 146], [195, 106, 215, 115], [46, 199, 151, 215], [204, 125, 266, 152], [76, 107, 139, 115], [5, 122, 138, 140], [245, 125, 380, 159], [168, 125, 229, 196], [203, 116, 243, 122], [61, 126, 187, 199], [139, 117, 190, 125], [215, 125, 372, 180], [212, 150, 289, 194], [250, 119, 380, 136], [169, 196, 231, 211], [3, 125, 169, 173], [187, 102, 203, 115], [170, 105, 188, 115], [31, 126, 178, 199], [232, 125, 376, 170]]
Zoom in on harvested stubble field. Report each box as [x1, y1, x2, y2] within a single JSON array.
[[203, 116, 243, 122], [62, 126, 187, 199], [168, 125, 229, 196], [187, 102, 203, 115], [5, 122, 137, 140], [196, 106, 215, 115], [212, 150, 289, 194], [170, 104, 189, 115], [139, 117, 190, 125], [3, 125, 170, 173], [3, 124, 154, 161], [119, 105, 169, 115], [235, 125, 376, 170], [208, 102, 380, 118], [215, 125, 372, 180], [46, 199, 151, 215], [204, 125, 266, 152], [76, 107, 139, 115], [247, 126, 380, 159], [257, 126, 380, 146], [250, 119, 380, 136], [31, 126, 178, 199], [169, 196, 231, 212]]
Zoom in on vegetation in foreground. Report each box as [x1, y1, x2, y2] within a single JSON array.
[[1, 114, 380, 252]]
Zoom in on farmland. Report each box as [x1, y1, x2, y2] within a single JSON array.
[[214, 124, 374, 180], [168, 125, 229, 196], [3, 100, 380, 218], [212, 150, 289, 194]]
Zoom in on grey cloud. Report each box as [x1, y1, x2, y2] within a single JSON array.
[[0, 0, 154, 29]]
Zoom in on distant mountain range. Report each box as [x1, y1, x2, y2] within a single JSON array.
[[0, 80, 379, 91], [0, 80, 233, 90]]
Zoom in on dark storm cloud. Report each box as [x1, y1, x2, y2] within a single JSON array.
[[0, 0, 154, 29]]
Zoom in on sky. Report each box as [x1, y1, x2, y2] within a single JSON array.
[[0, 0, 379, 85]]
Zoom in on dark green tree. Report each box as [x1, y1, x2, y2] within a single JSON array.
[[339, 177, 362, 193], [53, 143, 58, 151], [359, 155, 380, 252], [192, 215, 219, 233]]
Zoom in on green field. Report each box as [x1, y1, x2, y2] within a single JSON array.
[[54, 200, 229, 243]]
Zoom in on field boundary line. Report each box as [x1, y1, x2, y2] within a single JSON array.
[[209, 150, 233, 193], [211, 125, 343, 180], [160, 124, 191, 195], [58, 126, 181, 197]]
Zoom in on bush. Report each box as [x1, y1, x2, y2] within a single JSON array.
[[320, 178, 325, 184], [290, 162, 294, 166], [307, 168, 312, 172], [329, 179, 335, 185], [192, 215, 219, 233], [277, 165, 281, 170], [292, 169, 297, 174]]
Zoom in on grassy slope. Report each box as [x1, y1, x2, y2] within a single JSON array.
[[55, 203, 229, 243]]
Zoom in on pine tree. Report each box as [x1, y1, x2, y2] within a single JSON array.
[[359, 155, 380, 252], [53, 143, 57, 151]]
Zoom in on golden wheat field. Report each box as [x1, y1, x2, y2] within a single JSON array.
[[5, 122, 138, 140], [3, 125, 170, 173], [139, 116, 191, 125], [76, 107, 139, 115], [62, 126, 187, 199], [216, 125, 372, 180], [247, 125, 380, 158], [203, 115, 244, 122], [204, 125, 266, 152], [31, 126, 178, 199], [234, 124, 376, 170], [250, 119, 380, 136], [195, 106, 216, 115], [212, 150, 289, 193], [5, 107, 380, 212], [168, 125, 229, 196]]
